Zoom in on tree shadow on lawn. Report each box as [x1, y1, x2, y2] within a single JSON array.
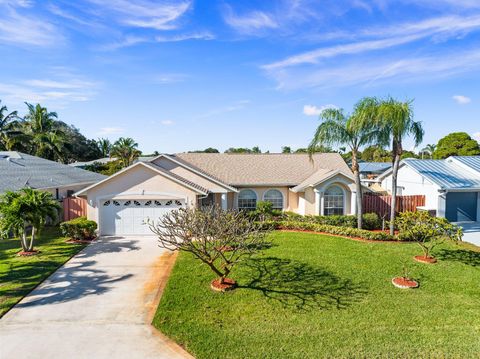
[[238, 257, 367, 310], [436, 248, 480, 267]]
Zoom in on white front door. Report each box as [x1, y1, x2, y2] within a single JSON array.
[[100, 199, 184, 236]]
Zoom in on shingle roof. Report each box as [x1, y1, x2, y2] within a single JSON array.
[[174, 153, 351, 186], [142, 162, 209, 194], [0, 151, 107, 193], [403, 158, 480, 190]]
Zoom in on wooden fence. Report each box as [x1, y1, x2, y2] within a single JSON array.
[[362, 194, 425, 219], [63, 197, 88, 221]]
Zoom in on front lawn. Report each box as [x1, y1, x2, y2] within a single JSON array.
[[154, 231, 480, 358], [0, 227, 86, 317]]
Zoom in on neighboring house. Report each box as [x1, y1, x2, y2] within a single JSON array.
[[359, 162, 392, 191], [70, 157, 117, 168], [0, 151, 107, 199], [378, 156, 480, 222], [75, 153, 357, 236]]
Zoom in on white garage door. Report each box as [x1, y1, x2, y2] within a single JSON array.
[[100, 199, 184, 236]]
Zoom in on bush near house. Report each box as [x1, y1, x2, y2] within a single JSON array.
[[280, 212, 382, 230], [261, 220, 395, 241], [60, 216, 97, 241]]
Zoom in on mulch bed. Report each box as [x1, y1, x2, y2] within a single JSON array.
[[211, 278, 237, 292], [392, 277, 419, 289], [66, 237, 97, 244], [414, 255, 437, 264], [17, 250, 41, 257], [279, 228, 405, 244]]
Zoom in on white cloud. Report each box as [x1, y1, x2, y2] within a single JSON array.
[[452, 95, 471, 104], [303, 104, 337, 116], [97, 127, 125, 135], [153, 73, 188, 84], [161, 120, 174, 126], [473, 132, 480, 142], [86, 0, 192, 30], [155, 31, 215, 42], [223, 6, 278, 34]]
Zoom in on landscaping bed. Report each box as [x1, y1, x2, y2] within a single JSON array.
[[153, 231, 480, 358], [0, 227, 86, 317]]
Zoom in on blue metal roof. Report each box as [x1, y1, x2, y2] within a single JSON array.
[[403, 158, 480, 190], [450, 156, 480, 174], [359, 162, 392, 173]]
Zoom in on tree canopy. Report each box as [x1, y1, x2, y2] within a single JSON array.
[[433, 132, 480, 159]]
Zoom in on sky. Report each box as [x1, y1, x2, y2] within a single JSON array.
[[1, 0, 480, 154]]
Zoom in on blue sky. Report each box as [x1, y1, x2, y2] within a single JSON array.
[[1, 0, 480, 154]]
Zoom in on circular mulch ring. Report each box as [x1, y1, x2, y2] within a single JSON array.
[[414, 255, 437, 264], [392, 277, 419, 289], [211, 278, 237, 292], [17, 250, 40, 257]]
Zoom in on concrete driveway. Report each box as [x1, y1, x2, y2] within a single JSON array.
[[458, 222, 480, 247], [0, 236, 192, 359]]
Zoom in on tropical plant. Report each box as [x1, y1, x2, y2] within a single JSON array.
[[96, 138, 112, 157], [23, 102, 66, 162], [376, 98, 424, 235], [308, 97, 379, 229], [0, 101, 21, 151], [0, 188, 60, 252], [146, 206, 270, 288], [395, 211, 462, 259], [432, 132, 480, 159], [420, 143, 436, 159], [110, 137, 141, 167]]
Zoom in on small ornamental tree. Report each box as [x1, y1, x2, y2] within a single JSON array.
[[146, 206, 271, 291], [0, 188, 60, 253], [396, 211, 462, 260]]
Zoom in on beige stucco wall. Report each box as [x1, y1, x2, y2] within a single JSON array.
[[231, 186, 291, 210], [152, 157, 228, 193], [84, 164, 199, 224]]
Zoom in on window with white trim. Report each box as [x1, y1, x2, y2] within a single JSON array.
[[324, 185, 344, 216], [263, 189, 283, 210], [238, 189, 257, 210]]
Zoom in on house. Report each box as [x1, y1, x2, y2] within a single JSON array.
[[378, 156, 480, 222], [75, 153, 357, 236], [69, 157, 117, 168], [359, 162, 392, 192], [0, 151, 107, 199]]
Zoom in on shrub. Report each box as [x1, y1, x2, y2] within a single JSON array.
[[362, 213, 381, 230], [262, 220, 396, 241], [248, 201, 282, 221], [395, 211, 462, 258], [60, 216, 97, 240], [279, 212, 382, 230]]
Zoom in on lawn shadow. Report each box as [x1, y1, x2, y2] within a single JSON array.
[[238, 256, 367, 310], [436, 248, 480, 267], [13, 259, 133, 308]]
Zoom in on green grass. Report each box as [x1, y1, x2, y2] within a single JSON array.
[[0, 227, 86, 317], [153, 231, 480, 358]]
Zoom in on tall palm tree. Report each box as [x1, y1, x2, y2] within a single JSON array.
[[0, 100, 20, 150], [421, 143, 436, 159], [23, 103, 66, 161], [377, 98, 424, 235], [0, 188, 59, 252], [111, 137, 141, 167], [308, 98, 379, 229], [97, 138, 112, 157]]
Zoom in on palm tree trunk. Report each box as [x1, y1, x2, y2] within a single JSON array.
[[28, 226, 36, 252], [21, 231, 28, 252], [390, 144, 402, 235], [351, 152, 363, 229]]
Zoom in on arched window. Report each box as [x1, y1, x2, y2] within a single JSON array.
[[263, 189, 283, 210], [324, 185, 344, 216], [238, 189, 257, 210]]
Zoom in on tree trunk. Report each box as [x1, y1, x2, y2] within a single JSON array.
[[390, 141, 402, 236], [21, 231, 28, 252], [351, 152, 363, 229], [28, 226, 36, 252]]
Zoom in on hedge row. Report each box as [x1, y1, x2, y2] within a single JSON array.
[[278, 212, 383, 230], [261, 220, 399, 241], [60, 216, 97, 240]]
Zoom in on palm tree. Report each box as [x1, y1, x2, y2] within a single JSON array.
[[420, 143, 436, 159], [308, 98, 379, 229], [23, 103, 66, 161], [377, 98, 424, 235], [0, 188, 59, 252], [0, 100, 20, 150], [111, 137, 141, 167], [97, 138, 112, 157]]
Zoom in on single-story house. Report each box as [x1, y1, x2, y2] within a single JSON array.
[[0, 151, 106, 199], [75, 153, 357, 236], [378, 156, 480, 222]]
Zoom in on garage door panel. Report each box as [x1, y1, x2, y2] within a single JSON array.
[[100, 198, 184, 236]]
